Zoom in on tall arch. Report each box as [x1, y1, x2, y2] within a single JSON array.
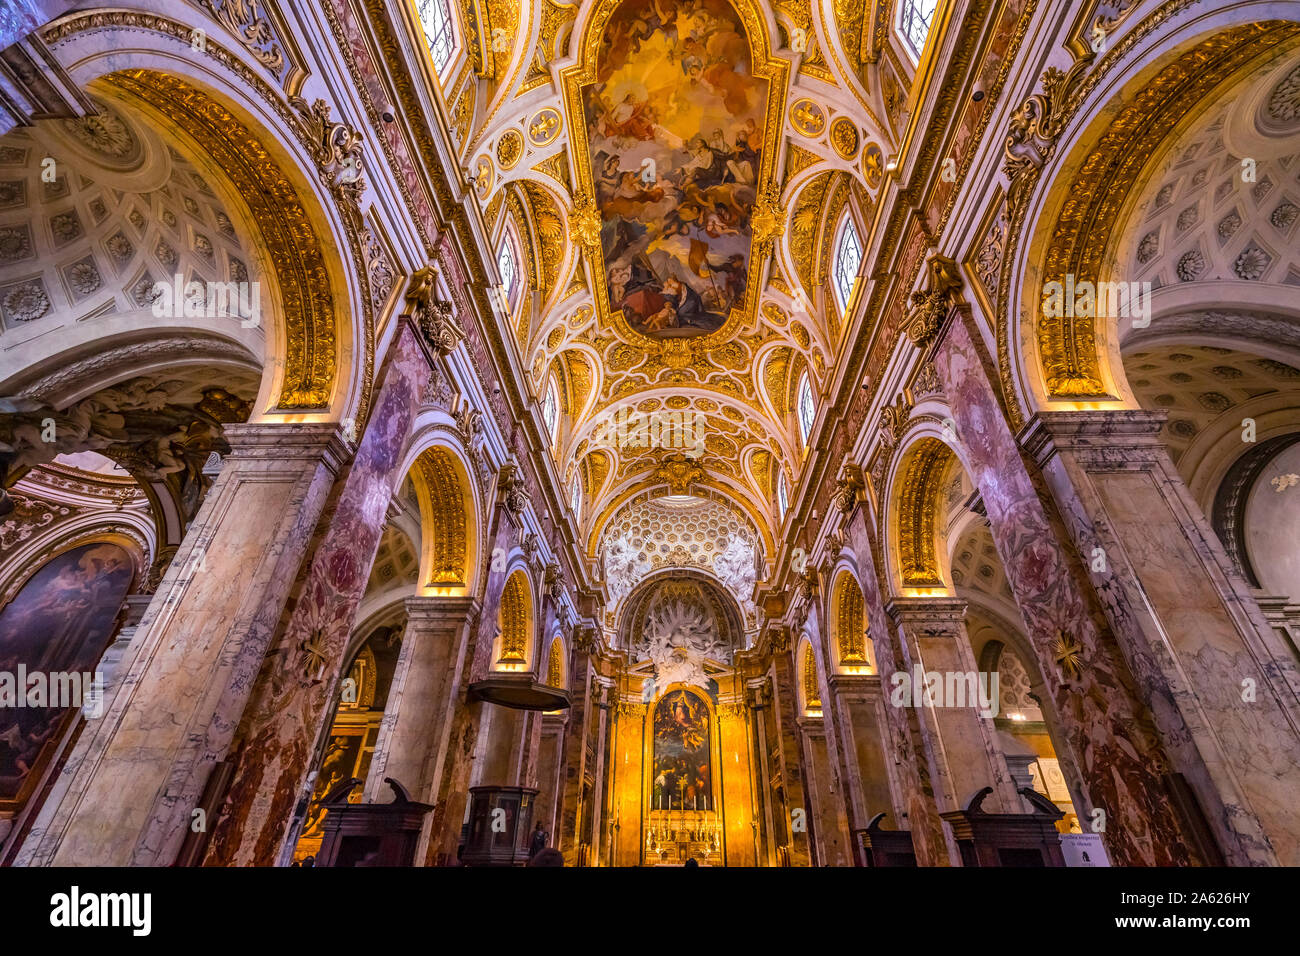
[[30, 12, 377, 421], [828, 568, 872, 673], [408, 444, 478, 595], [1007, 15, 1300, 415]]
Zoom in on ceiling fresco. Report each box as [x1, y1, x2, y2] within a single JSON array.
[[583, 0, 766, 339]]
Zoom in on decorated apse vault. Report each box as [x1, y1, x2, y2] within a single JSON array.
[[576, 0, 774, 339]]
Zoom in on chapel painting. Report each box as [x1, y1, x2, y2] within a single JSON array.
[[652, 689, 713, 810], [584, 0, 766, 338], [0, 543, 134, 807]]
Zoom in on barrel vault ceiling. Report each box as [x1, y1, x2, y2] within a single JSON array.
[[436, 0, 897, 579]]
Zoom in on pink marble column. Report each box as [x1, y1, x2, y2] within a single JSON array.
[[202, 320, 432, 866], [844, 508, 950, 866], [362, 595, 479, 861], [933, 313, 1201, 865], [884, 598, 1020, 825], [27, 422, 350, 866], [1021, 409, 1300, 865]]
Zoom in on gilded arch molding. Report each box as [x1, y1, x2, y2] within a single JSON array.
[[831, 568, 867, 667], [40, 10, 379, 418], [109, 69, 339, 410], [1018, 21, 1300, 401], [892, 436, 953, 589], [498, 567, 534, 666], [411, 446, 470, 588]]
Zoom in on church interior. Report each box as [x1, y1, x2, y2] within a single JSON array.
[[0, 0, 1298, 870]]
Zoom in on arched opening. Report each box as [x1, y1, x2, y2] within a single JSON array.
[[407, 444, 477, 595], [289, 620, 404, 864], [799, 638, 822, 716], [495, 568, 534, 671], [829, 569, 874, 674]]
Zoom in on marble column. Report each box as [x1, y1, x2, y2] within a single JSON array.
[[362, 595, 479, 861], [885, 598, 1020, 825], [844, 509, 950, 866], [1021, 408, 1300, 865], [932, 311, 1206, 865], [22, 421, 351, 867], [425, 505, 525, 866], [554, 649, 594, 866], [828, 673, 911, 862], [201, 320, 432, 866], [769, 644, 813, 866], [748, 681, 778, 866]]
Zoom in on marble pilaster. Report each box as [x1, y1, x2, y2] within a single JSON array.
[[362, 595, 479, 861], [933, 312, 1204, 865], [885, 598, 1020, 829], [769, 646, 813, 866], [202, 320, 432, 866], [24, 421, 351, 866], [1021, 408, 1300, 865], [843, 508, 950, 866]]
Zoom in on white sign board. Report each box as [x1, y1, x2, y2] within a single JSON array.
[[1059, 832, 1110, 867]]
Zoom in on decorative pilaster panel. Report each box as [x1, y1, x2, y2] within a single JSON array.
[[28, 422, 350, 867], [1022, 409, 1300, 865], [933, 313, 1201, 865], [717, 702, 757, 867], [202, 321, 431, 866], [886, 598, 1019, 823], [843, 509, 949, 866], [362, 595, 478, 860], [555, 649, 594, 866], [424, 497, 521, 864], [610, 701, 644, 865]]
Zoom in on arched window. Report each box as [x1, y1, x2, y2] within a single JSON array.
[[417, 0, 458, 77], [898, 0, 938, 61], [570, 470, 582, 517], [497, 234, 518, 303], [777, 469, 789, 519], [832, 214, 862, 316], [797, 372, 815, 446], [542, 375, 559, 440]]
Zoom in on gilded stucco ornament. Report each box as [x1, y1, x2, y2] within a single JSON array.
[[498, 457, 531, 519], [905, 255, 963, 349], [832, 461, 864, 515], [543, 560, 564, 603], [655, 452, 705, 495], [405, 264, 465, 356], [568, 188, 601, 259], [751, 184, 785, 253], [290, 95, 366, 212], [1001, 62, 1088, 211]]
